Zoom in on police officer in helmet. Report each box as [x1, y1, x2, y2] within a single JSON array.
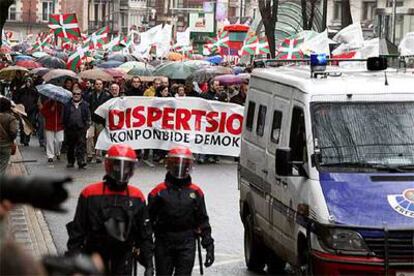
[[148, 146, 214, 276], [67, 144, 154, 275]]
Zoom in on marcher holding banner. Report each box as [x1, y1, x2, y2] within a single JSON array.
[[94, 96, 244, 157]]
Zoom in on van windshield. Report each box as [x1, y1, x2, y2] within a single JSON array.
[[311, 102, 414, 172]]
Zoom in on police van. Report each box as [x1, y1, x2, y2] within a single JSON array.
[[238, 57, 414, 275]]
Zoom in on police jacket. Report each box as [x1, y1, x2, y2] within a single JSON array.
[[148, 173, 214, 248], [66, 177, 153, 266]]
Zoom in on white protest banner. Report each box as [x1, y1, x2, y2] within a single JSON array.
[[95, 97, 244, 156]]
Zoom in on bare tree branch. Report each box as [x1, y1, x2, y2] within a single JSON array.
[[341, 0, 353, 28], [258, 0, 278, 57]]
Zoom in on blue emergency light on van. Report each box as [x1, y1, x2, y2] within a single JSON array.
[[310, 53, 328, 73]]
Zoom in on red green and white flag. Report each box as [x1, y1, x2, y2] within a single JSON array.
[[240, 35, 258, 56], [48, 14, 81, 40], [207, 31, 229, 52], [67, 45, 89, 71], [31, 33, 54, 52], [62, 37, 75, 51], [275, 38, 304, 59], [256, 37, 270, 55], [86, 26, 110, 49]]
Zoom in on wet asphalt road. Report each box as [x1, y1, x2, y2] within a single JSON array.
[[20, 142, 264, 276]]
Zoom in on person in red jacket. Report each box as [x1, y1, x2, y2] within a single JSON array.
[[40, 99, 64, 163]]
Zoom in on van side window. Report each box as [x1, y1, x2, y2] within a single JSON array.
[[256, 105, 267, 137], [246, 101, 256, 131], [289, 107, 307, 163], [271, 110, 283, 144]]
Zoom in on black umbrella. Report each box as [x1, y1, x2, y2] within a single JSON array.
[[37, 56, 66, 69]]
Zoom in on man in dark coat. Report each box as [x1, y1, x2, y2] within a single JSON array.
[[13, 78, 38, 146], [125, 76, 144, 96], [63, 88, 91, 169], [86, 79, 111, 163]]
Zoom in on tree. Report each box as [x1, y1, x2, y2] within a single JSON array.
[[341, 0, 353, 28], [0, 0, 14, 47], [321, 0, 328, 30], [301, 0, 318, 30], [258, 0, 279, 58]]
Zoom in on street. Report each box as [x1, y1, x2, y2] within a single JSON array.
[[19, 140, 262, 276]]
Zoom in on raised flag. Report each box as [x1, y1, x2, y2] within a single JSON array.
[[48, 14, 81, 39], [240, 35, 258, 56], [87, 26, 110, 49], [256, 37, 270, 55], [67, 45, 89, 71], [275, 38, 304, 59]]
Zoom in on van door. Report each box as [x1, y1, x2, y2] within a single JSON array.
[[265, 94, 291, 256], [241, 89, 272, 234], [281, 104, 309, 262]]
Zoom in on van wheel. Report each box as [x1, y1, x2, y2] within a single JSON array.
[[266, 248, 286, 274], [244, 213, 266, 272]]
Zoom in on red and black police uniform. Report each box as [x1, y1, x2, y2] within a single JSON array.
[[66, 144, 154, 276], [148, 147, 214, 276]]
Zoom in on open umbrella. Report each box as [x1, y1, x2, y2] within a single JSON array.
[[167, 52, 184, 61], [79, 69, 114, 81], [36, 84, 72, 104], [31, 67, 51, 77], [16, 60, 41, 69], [204, 55, 223, 65], [214, 74, 243, 85], [183, 60, 211, 68], [0, 45, 11, 54], [97, 60, 123, 68], [153, 62, 197, 80], [119, 61, 153, 71], [32, 52, 49, 59], [54, 51, 69, 61], [108, 54, 141, 62], [37, 56, 66, 69], [187, 66, 233, 83], [127, 67, 154, 76], [43, 69, 79, 85], [0, 66, 29, 81], [15, 55, 34, 61], [104, 68, 126, 79]]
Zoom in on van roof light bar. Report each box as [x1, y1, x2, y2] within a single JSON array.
[[254, 55, 392, 78]]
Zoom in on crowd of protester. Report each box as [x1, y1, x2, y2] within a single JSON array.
[[0, 62, 249, 171]]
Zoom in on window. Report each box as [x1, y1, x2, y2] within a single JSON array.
[[8, 5, 16, 21], [271, 110, 283, 143], [94, 3, 99, 22], [42, 1, 55, 22], [362, 1, 377, 21], [289, 107, 307, 163], [256, 105, 267, 137], [102, 3, 106, 23], [333, 1, 342, 21], [245, 101, 256, 131]]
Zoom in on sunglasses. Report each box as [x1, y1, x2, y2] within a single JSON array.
[[73, 93, 82, 95]]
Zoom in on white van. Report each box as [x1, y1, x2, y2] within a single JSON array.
[[239, 62, 414, 275]]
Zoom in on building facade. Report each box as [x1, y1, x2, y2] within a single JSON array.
[[326, 0, 414, 41], [5, 0, 88, 38]]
